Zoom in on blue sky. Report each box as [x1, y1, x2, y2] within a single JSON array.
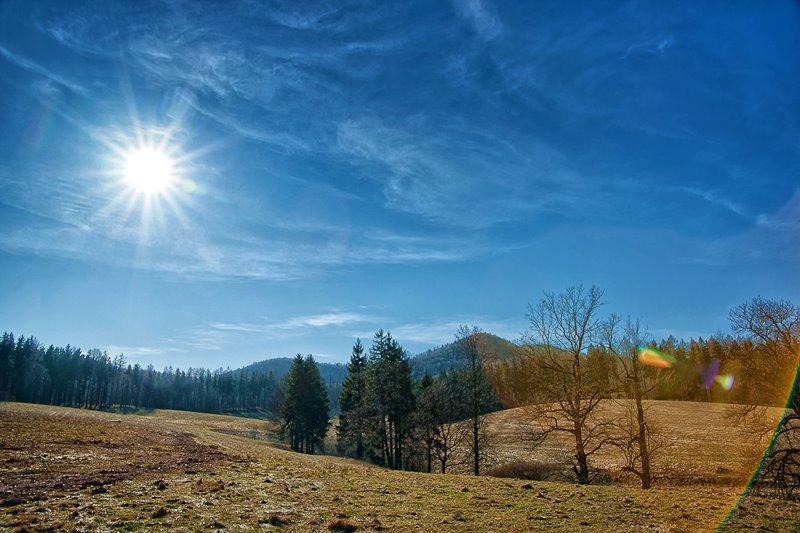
[[0, 1, 798, 368]]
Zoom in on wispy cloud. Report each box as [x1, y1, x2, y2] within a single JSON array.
[[184, 95, 311, 153], [105, 344, 185, 360], [211, 311, 376, 336], [726, 190, 800, 261], [622, 35, 675, 59], [351, 316, 525, 346], [451, 0, 503, 41], [336, 116, 588, 227], [0, 153, 499, 281], [0, 205, 495, 281], [676, 186, 747, 217], [0, 45, 87, 95]]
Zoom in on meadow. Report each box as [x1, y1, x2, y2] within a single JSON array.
[[1, 401, 798, 532]]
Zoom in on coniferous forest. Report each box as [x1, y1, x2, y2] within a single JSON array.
[[0, 333, 283, 414]]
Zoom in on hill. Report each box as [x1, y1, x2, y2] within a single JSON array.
[[239, 357, 347, 414], [1, 401, 797, 531], [410, 332, 520, 376], [237, 332, 520, 410], [452, 400, 785, 485], [240, 356, 348, 384]]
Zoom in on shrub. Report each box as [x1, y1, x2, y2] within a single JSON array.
[[486, 460, 567, 481]]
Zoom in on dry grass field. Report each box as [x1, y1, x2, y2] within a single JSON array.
[[480, 400, 785, 486], [1, 401, 798, 532]]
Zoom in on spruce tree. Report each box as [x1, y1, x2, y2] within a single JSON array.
[[415, 372, 437, 472], [338, 339, 368, 458], [281, 354, 330, 453], [364, 330, 414, 469]]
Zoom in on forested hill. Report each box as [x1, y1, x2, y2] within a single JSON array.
[[240, 357, 348, 384], [410, 333, 520, 376], [240, 332, 519, 385], [239, 357, 347, 414]]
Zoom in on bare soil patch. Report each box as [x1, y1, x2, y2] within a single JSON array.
[[0, 405, 226, 505]]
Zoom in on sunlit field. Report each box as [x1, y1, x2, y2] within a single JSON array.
[[481, 400, 782, 485], [2, 402, 798, 532]]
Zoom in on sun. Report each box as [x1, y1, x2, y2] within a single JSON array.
[[122, 146, 176, 194], [98, 118, 201, 238]]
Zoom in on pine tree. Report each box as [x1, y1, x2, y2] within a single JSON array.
[[281, 354, 330, 454], [0, 332, 14, 398], [415, 372, 437, 472], [364, 331, 414, 469], [338, 339, 368, 458]]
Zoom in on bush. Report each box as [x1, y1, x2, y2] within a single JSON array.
[[486, 460, 567, 481]]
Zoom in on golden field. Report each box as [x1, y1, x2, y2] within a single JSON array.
[[1, 401, 798, 532]]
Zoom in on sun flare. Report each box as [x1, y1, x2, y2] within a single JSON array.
[[100, 122, 201, 237], [122, 146, 175, 194]]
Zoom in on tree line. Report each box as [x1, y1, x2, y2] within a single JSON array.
[[492, 329, 796, 410], [0, 334, 283, 414]]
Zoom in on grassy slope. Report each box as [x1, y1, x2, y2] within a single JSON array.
[[1, 402, 798, 532], [481, 400, 786, 485]]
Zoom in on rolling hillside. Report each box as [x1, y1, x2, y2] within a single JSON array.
[[240, 357, 349, 384], [1, 401, 797, 531]]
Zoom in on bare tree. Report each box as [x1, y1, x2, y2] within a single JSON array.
[[432, 418, 470, 474], [608, 400, 668, 486], [455, 325, 496, 476], [522, 285, 609, 484], [601, 315, 667, 489], [729, 297, 800, 499], [418, 371, 473, 474]]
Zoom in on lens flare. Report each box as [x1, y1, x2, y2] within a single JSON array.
[[701, 359, 720, 390], [720, 362, 800, 529], [637, 346, 676, 368], [715, 374, 735, 391]]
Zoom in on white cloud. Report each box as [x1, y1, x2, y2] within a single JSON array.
[[676, 187, 747, 217], [105, 344, 185, 360], [0, 45, 88, 95], [352, 316, 524, 346], [622, 35, 675, 59], [209, 311, 378, 338], [336, 117, 588, 227], [450, 0, 503, 41], [282, 312, 373, 328]]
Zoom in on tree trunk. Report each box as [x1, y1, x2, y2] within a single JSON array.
[[472, 413, 480, 476], [573, 425, 590, 483], [426, 441, 432, 473], [356, 426, 364, 460], [634, 390, 652, 489]]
